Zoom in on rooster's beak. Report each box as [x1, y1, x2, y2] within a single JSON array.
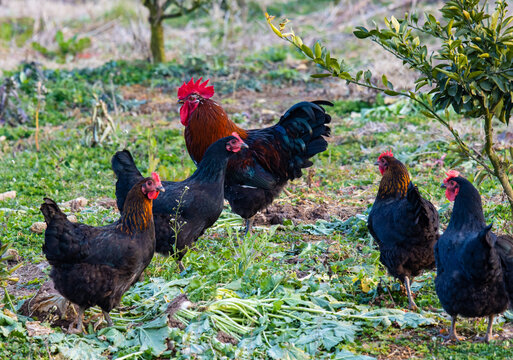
[[157, 185, 165, 192], [374, 161, 379, 166], [177, 99, 184, 105], [440, 183, 446, 188]]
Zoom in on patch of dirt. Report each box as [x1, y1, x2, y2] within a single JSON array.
[[166, 293, 189, 330], [7, 260, 49, 299], [120, 84, 176, 115], [377, 342, 418, 360], [18, 279, 76, 326], [217, 330, 238, 345], [253, 197, 359, 226]]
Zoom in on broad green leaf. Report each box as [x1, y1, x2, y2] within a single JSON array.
[[300, 44, 314, 59], [314, 42, 322, 59]]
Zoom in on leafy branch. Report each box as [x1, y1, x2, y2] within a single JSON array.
[[266, 0, 513, 218]]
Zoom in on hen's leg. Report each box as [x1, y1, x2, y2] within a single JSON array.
[[103, 310, 114, 327], [68, 306, 85, 334], [244, 218, 253, 237], [404, 276, 418, 311], [177, 260, 185, 272], [443, 315, 465, 341], [478, 315, 495, 342]]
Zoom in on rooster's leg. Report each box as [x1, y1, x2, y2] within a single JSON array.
[[478, 315, 495, 342], [68, 306, 85, 334], [443, 315, 465, 341], [244, 218, 253, 236], [404, 276, 418, 311], [103, 310, 114, 327]]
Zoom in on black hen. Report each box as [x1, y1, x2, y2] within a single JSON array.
[[435, 170, 513, 342], [41, 174, 164, 333], [112, 134, 247, 271], [177, 77, 332, 234], [367, 151, 439, 310]]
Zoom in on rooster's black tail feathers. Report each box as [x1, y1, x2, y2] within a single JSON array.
[[278, 101, 332, 180], [111, 150, 143, 213]]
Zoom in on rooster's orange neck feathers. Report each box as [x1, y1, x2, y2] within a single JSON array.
[[377, 157, 410, 199], [118, 183, 154, 234], [184, 98, 248, 163]]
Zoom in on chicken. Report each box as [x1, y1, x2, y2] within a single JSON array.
[[177, 77, 332, 234], [367, 150, 439, 310], [436, 170, 513, 342], [41, 173, 164, 333], [112, 134, 247, 271]]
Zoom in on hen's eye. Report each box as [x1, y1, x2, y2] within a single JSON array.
[[147, 181, 152, 186]]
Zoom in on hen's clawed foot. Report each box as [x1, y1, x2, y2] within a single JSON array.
[[441, 316, 465, 342], [67, 306, 85, 334], [408, 301, 419, 312], [477, 315, 496, 343], [442, 332, 466, 342]]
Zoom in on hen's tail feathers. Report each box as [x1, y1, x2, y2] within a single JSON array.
[[40, 198, 66, 224], [277, 101, 332, 179], [496, 234, 513, 307], [111, 150, 143, 213]]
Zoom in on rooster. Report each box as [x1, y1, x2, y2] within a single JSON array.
[[436, 170, 513, 342], [112, 134, 247, 271], [367, 150, 439, 310], [41, 173, 164, 333], [177, 77, 332, 234]]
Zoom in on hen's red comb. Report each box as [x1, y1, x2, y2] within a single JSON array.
[[231, 131, 243, 143], [151, 172, 162, 186], [378, 150, 394, 161], [177, 77, 215, 100], [444, 170, 461, 183]]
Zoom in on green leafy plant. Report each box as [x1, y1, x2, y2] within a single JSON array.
[[31, 30, 92, 63], [0, 242, 22, 311], [0, 17, 34, 46], [267, 0, 513, 219]]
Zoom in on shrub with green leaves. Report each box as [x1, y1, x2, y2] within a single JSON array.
[[267, 0, 513, 219], [32, 30, 91, 64]]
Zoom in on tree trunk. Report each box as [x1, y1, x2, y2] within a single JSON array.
[[483, 112, 513, 221], [150, 20, 165, 63]]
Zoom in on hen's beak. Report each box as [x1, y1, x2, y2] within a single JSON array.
[[374, 161, 379, 166], [241, 141, 249, 149], [440, 183, 446, 188], [157, 185, 165, 192]]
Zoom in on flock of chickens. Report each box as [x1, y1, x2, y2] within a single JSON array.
[[39, 77, 513, 343]]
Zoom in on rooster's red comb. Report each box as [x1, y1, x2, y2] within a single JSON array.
[[443, 170, 461, 183], [378, 150, 394, 161], [177, 77, 215, 100], [151, 172, 162, 186]]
